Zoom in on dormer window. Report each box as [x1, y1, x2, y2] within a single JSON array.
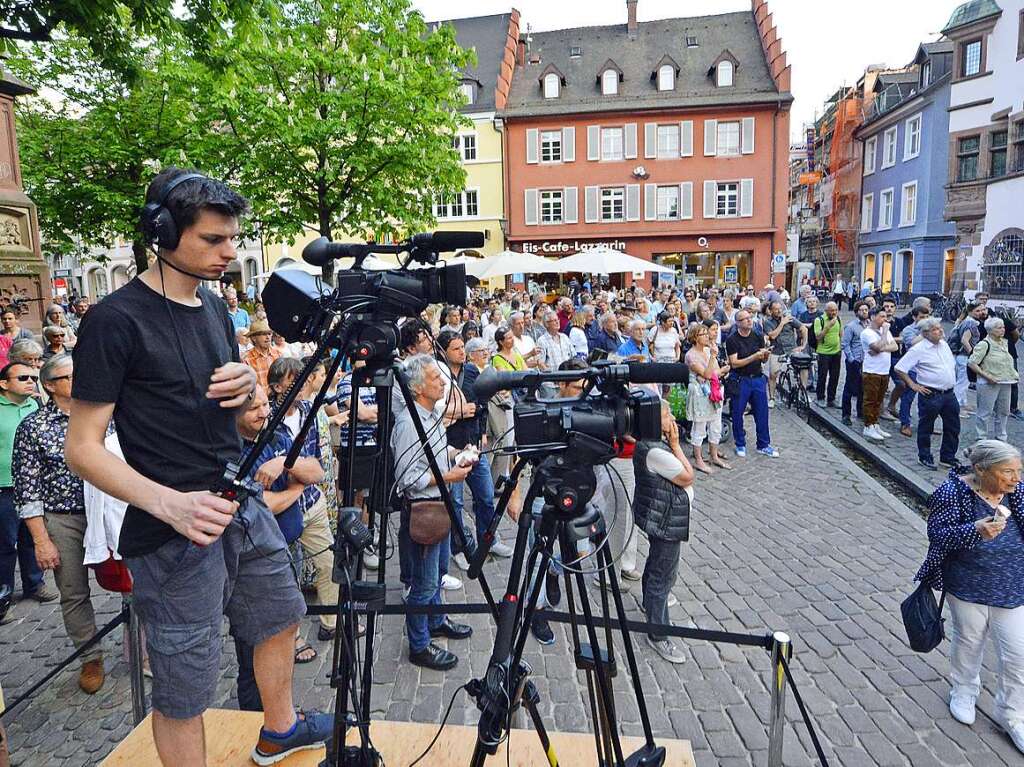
[[709, 50, 739, 88], [658, 64, 674, 91], [460, 81, 475, 105], [602, 69, 618, 95], [921, 60, 931, 88], [717, 61, 733, 87], [686, 36, 698, 48], [543, 73, 560, 99], [570, 46, 582, 58]]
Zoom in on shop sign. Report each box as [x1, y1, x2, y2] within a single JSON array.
[[723, 266, 738, 284], [798, 172, 821, 185], [521, 240, 627, 255], [772, 252, 787, 273]]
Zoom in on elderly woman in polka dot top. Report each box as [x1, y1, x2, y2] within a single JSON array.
[[915, 439, 1024, 755]]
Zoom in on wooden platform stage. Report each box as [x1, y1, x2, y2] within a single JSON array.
[[101, 709, 696, 766]]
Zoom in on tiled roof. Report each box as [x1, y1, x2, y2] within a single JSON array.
[[504, 10, 787, 118], [431, 13, 513, 113], [942, 0, 1002, 33]]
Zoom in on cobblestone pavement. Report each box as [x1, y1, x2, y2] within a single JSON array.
[[806, 318, 1022, 494], [2, 407, 1023, 766]]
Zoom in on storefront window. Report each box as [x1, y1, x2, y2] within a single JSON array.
[[653, 251, 752, 290], [984, 229, 1024, 299]]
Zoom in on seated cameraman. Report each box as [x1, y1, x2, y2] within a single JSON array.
[[393, 354, 474, 671], [633, 401, 694, 665]]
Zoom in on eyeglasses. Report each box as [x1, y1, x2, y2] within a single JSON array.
[[52, 333, 65, 338], [9, 374, 38, 382], [48, 374, 72, 382]]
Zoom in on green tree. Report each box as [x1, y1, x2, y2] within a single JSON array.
[[201, 0, 474, 281], [9, 32, 219, 273]]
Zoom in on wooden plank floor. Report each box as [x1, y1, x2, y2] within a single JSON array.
[[101, 709, 696, 766]]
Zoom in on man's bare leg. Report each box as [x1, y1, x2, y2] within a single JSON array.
[[254, 622, 299, 733], [153, 711, 206, 767]]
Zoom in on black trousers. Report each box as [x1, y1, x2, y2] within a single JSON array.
[[841, 359, 863, 418], [1012, 355, 1020, 413], [917, 388, 960, 463], [817, 352, 841, 403]]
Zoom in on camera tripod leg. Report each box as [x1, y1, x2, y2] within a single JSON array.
[[559, 524, 627, 767]]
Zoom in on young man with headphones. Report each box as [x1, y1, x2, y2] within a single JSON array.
[[65, 168, 331, 766]]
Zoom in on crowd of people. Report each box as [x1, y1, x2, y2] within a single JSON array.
[[1, 168, 1022, 766]]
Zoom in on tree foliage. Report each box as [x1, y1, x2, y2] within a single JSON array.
[[199, 0, 474, 280], [8, 32, 215, 271]]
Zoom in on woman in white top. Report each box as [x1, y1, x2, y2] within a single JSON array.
[[567, 313, 589, 359], [648, 312, 681, 363], [481, 308, 503, 352]]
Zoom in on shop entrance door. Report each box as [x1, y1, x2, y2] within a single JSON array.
[[880, 252, 893, 292]]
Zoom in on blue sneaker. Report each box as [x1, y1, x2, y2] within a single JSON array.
[[252, 709, 333, 765], [735, 446, 746, 458], [757, 446, 781, 458]]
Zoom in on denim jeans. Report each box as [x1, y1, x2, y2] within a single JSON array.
[[0, 488, 43, 596], [400, 509, 452, 584], [731, 375, 771, 450], [898, 372, 918, 427], [407, 538, 445, 652], [917, 388, 960, 463], [450, 453, 495, 553], [841, 359, 863, 419], [642, 537, 681, 642]]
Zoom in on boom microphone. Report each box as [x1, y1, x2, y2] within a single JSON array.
[[303, 238, 374, 267], [622, 362, 690, 385], [410, 231, 484, 252], [474, 362, 689, 401]]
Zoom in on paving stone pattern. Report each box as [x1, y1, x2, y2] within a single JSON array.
[[1, 408, 1021, 766]]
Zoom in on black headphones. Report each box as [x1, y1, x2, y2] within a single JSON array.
[[140, 172, 208, 251]]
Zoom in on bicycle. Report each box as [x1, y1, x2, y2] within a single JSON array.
[[933, 292, 966, 323], [773, 353, 814, 423]]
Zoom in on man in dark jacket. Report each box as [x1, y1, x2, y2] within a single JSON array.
[[632, 402, 695, 665]]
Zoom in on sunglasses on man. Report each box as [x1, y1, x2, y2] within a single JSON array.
[[9, 374, 38, 382]]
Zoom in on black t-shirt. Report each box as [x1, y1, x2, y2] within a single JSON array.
[[725, 330, 767, 377], [72, 279, 241, 557]]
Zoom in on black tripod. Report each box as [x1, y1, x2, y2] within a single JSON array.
[[468, 453, 666, 767]]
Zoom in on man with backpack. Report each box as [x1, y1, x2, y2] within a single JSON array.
[[949, 303, 988, 410]]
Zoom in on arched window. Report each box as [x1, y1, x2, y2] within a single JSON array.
[[983, 228, 1024, 298], [601, 69, 618, 95], [658, 64, 674, 91], [717, 60, 733, 87], [543, 73, 560, 99]]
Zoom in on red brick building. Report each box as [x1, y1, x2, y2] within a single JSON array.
[[501, 0, 792, 290]]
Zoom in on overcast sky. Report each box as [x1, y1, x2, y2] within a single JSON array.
[[412, 0, 955, 140]]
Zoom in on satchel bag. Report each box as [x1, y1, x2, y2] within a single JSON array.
[[407, 499, 451, 546], [900, 581, 946, 653]]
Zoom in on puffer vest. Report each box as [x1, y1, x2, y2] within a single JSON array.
[[632, 439, 691, 542]]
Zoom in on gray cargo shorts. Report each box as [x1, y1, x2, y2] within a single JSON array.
[[125, 495, 307, 719]]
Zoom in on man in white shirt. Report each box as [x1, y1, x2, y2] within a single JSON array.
[[509, 312, 541, 368], [536, 311, 574, 371], [894, 317, 960, 471], [859, 307, 898, 442]]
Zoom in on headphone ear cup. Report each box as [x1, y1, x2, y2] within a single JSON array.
[[153, 209, 180, 251], [141, 202, 162, 244]]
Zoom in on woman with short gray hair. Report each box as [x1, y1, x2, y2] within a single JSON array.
[[915, 439, 1024, 753], [9, 339, 43, 369], [41, 325, 68, 361], [968, 316, 1018, 442], [44, 304, 76, 348]]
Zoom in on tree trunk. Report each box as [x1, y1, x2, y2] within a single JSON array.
[[132, 239, 150, 276], [317, 181, 334, 285]]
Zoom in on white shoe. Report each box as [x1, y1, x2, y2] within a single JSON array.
[[452, 553, 470, 571], [363, 549, 379, 570], [645, 636, 686, 664], [768, 398, 776, 409], [490, 542, 514, 558], [949, 692, 976, 725], [863, 425, 882, 441], [1005, 720, 1024, 755], [876, 425, 892, 438], [441, 574, 462, 591]]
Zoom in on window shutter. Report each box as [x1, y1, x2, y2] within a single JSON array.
[[740, 178, 754, 217], [584, 186, 599, 223], [741, 117, 755, 154], [626, 184, 640, 221], [679, 182, 693, 219], [680, 121, 693, 157], [703, 180, 717, 218], [644, 183, 657, 221], [526, 129, 539, 164], [624, 123, 638, 159], [644, 123, 657, 159], [563, 187, 578, 223], [524, 189, 539, 225], [562, 127, 575, 162], [587, 125, 600, 161], [704, 120, 718, 156]]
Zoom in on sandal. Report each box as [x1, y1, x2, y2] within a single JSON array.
[[294, 641, 318, 664], [695, 463, 714, 475], [711, 458, 732, 470]]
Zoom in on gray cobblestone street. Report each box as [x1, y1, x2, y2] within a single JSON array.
[[2, 407, 1023, 766]]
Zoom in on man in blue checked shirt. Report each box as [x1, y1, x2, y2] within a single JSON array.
[[840, 300, 870, 426]]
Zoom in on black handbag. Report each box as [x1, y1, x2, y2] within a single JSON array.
[[900, 581, 947, 653]]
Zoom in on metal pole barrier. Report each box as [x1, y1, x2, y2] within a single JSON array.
[[767, 631, 792, 767], [125, 595, 147, 725]]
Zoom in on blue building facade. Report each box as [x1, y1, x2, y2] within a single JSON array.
[[855, 42, 957, 295]]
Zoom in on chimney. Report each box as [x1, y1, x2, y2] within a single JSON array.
[[627, 0, 638, 35], [516, 37, 525, 66]]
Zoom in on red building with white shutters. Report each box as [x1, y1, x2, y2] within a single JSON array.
[[502, 0, 792, 290]]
